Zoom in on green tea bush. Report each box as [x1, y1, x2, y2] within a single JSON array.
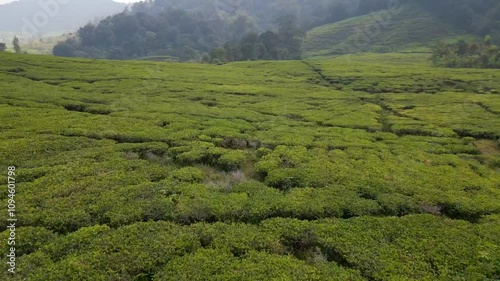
[[155, 248, 365, 281], [0, 227, 57, 257], [170, 167, 205, 183], [217, 150, 249, 171], [6, 222, 200, 281]]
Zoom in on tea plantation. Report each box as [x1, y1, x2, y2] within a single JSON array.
[[0, 52, 499, 280]]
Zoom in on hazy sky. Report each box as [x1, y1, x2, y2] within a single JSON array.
[[0, 0, 141, 4]]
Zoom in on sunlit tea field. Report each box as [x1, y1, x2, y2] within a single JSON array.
[[0, 52, 499, 280]]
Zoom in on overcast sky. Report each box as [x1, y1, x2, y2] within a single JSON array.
[[0, 0, 141, 4]]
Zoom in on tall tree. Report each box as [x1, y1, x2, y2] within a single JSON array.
[[12, 36, 21, 54], [224, 41, 242, 61], [259, 31, 280, 59], [210, 47, 227, 62], [276, 15, 304, 59], [240, 32, 259, 60]]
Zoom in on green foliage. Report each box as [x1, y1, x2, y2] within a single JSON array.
[[209, 48, 227, 63], [155, 248, 364, 281], [212, 15, 304, 62], [170, 167, 205, 183], [217, 150, 249, 171], [2, 222, 200, 281], [49, 0, 500, 61], [0, 227, 57, 256], [52, 42, 76, 57], [12, 36, 21, 54], [53, 8, 229, 60], [420, 0, 500, 41], [0, 52, 499, 280], [431, 38, 500, 68]]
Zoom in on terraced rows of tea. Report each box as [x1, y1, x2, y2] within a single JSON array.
[[0, 52, 499, 280]]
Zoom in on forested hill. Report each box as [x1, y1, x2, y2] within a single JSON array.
[[52, 0, 500, 61], [128, 0, 500, 35]]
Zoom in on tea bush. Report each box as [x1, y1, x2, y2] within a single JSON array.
[[0, 52, 499, 279]]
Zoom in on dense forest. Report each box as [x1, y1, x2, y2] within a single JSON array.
[[52, 0, 500, 61], [54, 9, 228, 60], [421, 0, 500, 41], [207, 15, 305, 63]]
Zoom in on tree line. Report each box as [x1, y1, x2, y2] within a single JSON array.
[[206, 15, 304, 63], [431, 36, 500, 69], [420, 0, 500, 43], [0, 36, 23, 53], [51, 0, 500, 61], [53, 8, 237, 60]]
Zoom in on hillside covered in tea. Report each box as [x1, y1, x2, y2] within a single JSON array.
[[0, 52, 499, 280]]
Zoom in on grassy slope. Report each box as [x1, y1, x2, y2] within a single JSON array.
[[302, 3, 478, 58], [0, 53, 499, 280]]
